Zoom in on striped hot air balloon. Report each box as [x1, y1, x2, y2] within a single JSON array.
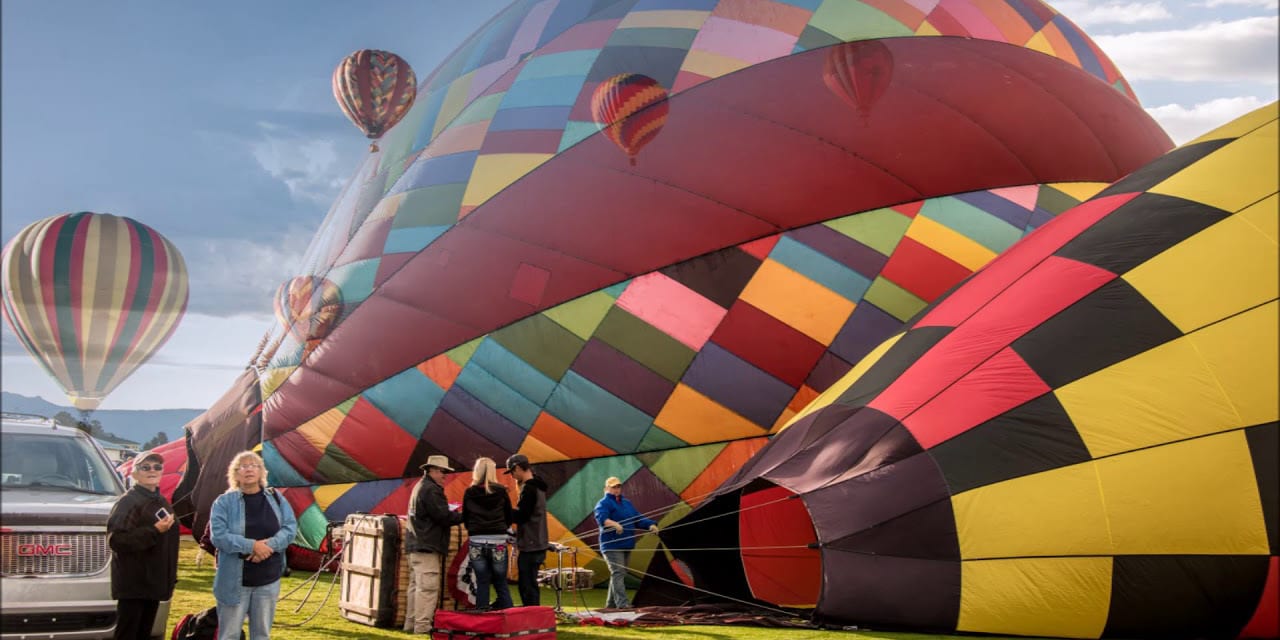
[[273, 275, 343, 355], [591, 73, 669, 166], [0, 212, 189, 411], [333, 49, 417, 152]]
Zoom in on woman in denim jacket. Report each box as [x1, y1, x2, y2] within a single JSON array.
[[209, 451, 298, 640]]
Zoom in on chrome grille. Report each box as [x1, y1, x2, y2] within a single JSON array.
[[0, 532, 109, 576]]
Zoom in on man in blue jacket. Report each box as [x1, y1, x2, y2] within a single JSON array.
[[592, 476, 658, 609]]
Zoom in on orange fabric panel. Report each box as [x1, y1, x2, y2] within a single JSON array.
[[418, 354, 462, 390], [528, 411, 614, 459], [679, 437, 769, 508], [740, 485, 820, 607]]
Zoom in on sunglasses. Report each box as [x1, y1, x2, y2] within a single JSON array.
[[136, 463, 164, 472], [237, 464, 261, 471]]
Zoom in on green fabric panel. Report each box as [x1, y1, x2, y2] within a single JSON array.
[[447, 337, 483, 367], [649, 442, 726, 495], [337, 396, 358, 415], [316, 444, 371, 484], [919, 197, 1021, 253], [559, 120, 601, 152], [655, 502, 692, 528], [636, 424, 688, 453], [864, 276, 927, 322], [809, 2, 912, 40], [602, 280, 630, 298], [392, 184, 468, 228], [454, 93, 504, 127], [607, 27, 698, 49], [295, 504, 329, 549], [793, 24, 842, 52], [491, 314, 586, 381], [1037, 185, 1087, 214], [545, 455, 642, 529], [824, 208, 910, 256], [543, 291, 615, 340], [593, 307, 696, 383]]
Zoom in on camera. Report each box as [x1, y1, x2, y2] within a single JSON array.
[[154, 508, 170, 521]]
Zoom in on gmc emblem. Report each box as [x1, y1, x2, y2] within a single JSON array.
[[16, 543, 73, 556]]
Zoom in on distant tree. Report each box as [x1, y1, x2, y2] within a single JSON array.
[[141, 432, 169, 450], [52, 411, 78, 427]]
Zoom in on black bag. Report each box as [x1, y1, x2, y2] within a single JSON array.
[[170, 606, 244, 640]]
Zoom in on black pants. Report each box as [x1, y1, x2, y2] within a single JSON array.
[[516, 549, 546, 606], [115, 598, 160, 640]]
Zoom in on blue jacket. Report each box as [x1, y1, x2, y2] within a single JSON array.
[[210, 487, 298, 604], [593, 493, 656, 551]]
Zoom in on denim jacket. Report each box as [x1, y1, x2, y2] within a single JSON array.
[[210, 487, 298, 604]]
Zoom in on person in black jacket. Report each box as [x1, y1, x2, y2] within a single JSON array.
[[504, 454, 549, 606], [403, 455, 462, 634], [461, 457, 513, 611], [107, 450, 180, 640]]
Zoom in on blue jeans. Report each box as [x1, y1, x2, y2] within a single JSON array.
[[216, 580, 280, 640], [468, 542, 513, 610], [603, 549, 631, 608]]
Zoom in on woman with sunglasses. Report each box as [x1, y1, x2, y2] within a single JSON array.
[[106, 450, 180, 639], [209, 450, 297, 640]]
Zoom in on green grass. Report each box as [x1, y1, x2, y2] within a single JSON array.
[[165, 541, 1006, 639]]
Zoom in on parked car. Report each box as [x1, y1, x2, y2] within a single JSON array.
[[1, 412, 168, 639]]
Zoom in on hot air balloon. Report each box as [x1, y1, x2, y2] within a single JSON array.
[[591, 73, 669, 166], [1, 212, 189, 411], [823, 40, 894, 122], [332, 49, 417, 152], [273, 275, 342, 356]]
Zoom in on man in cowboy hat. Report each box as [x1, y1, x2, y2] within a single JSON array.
[[403, 455, 463, 634]]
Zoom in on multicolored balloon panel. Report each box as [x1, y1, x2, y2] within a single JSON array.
[[1, 212, 188, 410], [332, 49, 418, 146], [663, 103, 1279, 638]]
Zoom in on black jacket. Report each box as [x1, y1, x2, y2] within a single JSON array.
[[512, 475, 549, 552], [406, 474, 461, 553], [461, 483, 512, 537], [106, 484, 180, 600]]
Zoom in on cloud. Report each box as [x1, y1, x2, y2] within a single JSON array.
[[176, 228, 314, 316], [1145, 95, 1272, 143], [1054, 1, 1172, 26], [1201, 0, 1278, 8], [1095, 16, 1279, 83], [251, 123, 351, 206]]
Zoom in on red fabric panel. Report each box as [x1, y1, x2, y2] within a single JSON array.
[[329, 398, 417, 479], [264, 38, 1170, 437], [880, 236, 973, 302], [870, 256, 1115, 423], [280, 485, 315, 514], [739, 485, 821, 607], [1240, 556, 1279, 639], [710, 300, 826, 388], [269, 430, 323, 479], [916, 192, 1137, 328], [903, 347, 1051, 448], [370, 479, 417, 515], [432, 606, 556, 639], [479, 129, 564, 155], [739, 235, 779, 260], [373, 252, 414, 288]]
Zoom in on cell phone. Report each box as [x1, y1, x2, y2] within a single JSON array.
[[155, 508, 171, 521]]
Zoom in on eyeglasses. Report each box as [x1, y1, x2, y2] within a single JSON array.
[[236, 464, 261, 471], [136, 464, 163, 472]]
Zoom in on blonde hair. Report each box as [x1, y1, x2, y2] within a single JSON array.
[[471, 457, 498, 493], [227, 451, 268, 492]]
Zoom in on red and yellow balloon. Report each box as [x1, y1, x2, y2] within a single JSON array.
[[1, 212, 189, 411], [273, 275, 342, 357], [823, 40, 894, 122], [591, 73, 669, 166], [332, 49, 417, 152]]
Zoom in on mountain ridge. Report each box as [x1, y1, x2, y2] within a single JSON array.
[[1, 391, 201, 444]]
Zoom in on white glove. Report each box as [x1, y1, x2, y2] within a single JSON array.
[[648, 524, 659, 534]]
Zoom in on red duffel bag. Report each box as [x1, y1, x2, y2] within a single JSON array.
[[432, 606, 556, 639]]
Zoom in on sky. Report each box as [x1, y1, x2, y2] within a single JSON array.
[[2, 0, 1276, 411]]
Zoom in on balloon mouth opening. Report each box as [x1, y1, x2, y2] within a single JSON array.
[[70, 395, 103, 411]]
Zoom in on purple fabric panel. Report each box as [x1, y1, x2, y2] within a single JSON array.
[[829, 302, 905, 365], [439, 384, 527, 453], [786, 224, 889, 278], [682, 342, 793, 428], [804, 448, 947, 541], [805, 351, 852, 391], [570, 338, 675, 417], [506, 0, 557, 58], [762, 408, 915, 495], [819, 552, 960, 630], [955, 190, 1032, 228], [1028, 207, 1057, 231], [421, 408, 509, 468]]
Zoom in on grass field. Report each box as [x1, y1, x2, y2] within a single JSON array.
[[166, 541, 1020, 640]]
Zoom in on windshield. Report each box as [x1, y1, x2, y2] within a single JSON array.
[[1, 431, 124, 495]]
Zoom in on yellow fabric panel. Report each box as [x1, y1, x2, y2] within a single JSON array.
[[1241, 192, 1278, 243], [781, 332, 904, 431], [461, 153, 553, 207], [433, 70, 475, 138], [915, 20, 941, 36], [1097, 430, 1270, 554], [738, 259, 856, 343], [681, 48, 750, 78], [1057, 338, 1242, 458], [958, 557, 1111, 639], [313, 482, 355, 512], [543, 291, 615, 340], [1022, 31, 1055, 58], [259, 366, 295, 398], [953, 463, 1113, 559], [367, 191, 406, 223], [1047, 182, 1108, 202], [1124, 195, 1279, 332], [1189, 302, 1279, 429], [619, 9, 708, 29], [296, 409, 345, 452], [905, 215, 997, 271], [655, 384, 767, 444], [1186, 102, 1277, 146], [1150, 120, 1278, 213]]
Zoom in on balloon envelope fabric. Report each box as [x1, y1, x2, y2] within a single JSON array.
[[659, 103, 1279, 638], [255, 0, 1172, 499]]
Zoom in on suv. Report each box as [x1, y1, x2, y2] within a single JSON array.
[[1, 413, 168, 639]]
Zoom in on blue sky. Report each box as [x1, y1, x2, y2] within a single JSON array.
[[2, 0, 1276, 410]]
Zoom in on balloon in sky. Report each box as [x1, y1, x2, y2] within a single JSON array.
[[273, 275, 342, 356], [243, 0, 1173, 566], [657, 103, 1279, 638], [591, 73, 669, 166], [332, 49, 417, 152], [1, 212, 188, 411], [823, 40, 894, 122]]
